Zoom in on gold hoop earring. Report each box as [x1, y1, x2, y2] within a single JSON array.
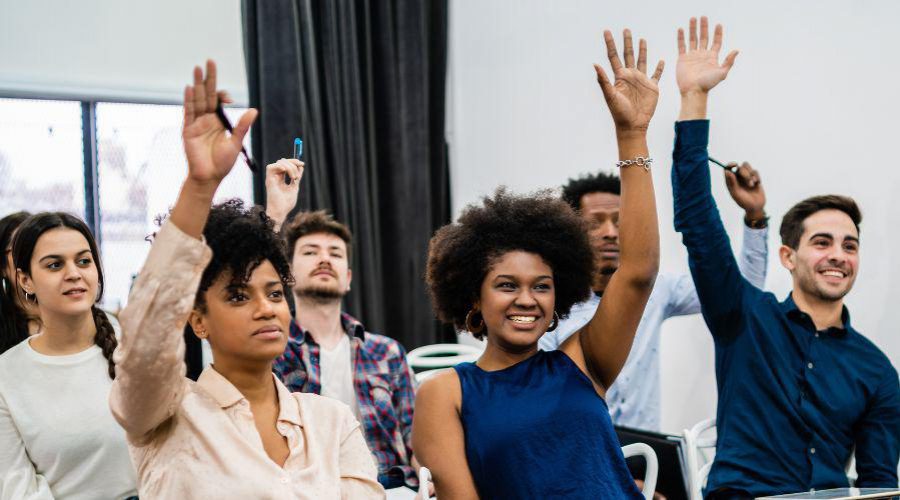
[[547, 311, 560, 332], [465, 309, 484, 334]]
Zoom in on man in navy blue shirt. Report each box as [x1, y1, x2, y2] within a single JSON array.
[[671, 16, 900, 498]]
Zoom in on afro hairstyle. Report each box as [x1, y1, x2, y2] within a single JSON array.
[[194, 199, 294, 311], [561, 171, 621, 212], [426, 187, 594, 339]]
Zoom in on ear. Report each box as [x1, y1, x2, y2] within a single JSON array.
[[189, 309, 207, 339], [346, 268, 353, 291], [16, 269, 32, 293], [778, 245, 796, 272]]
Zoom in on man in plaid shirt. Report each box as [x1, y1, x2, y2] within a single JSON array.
[[272, 209, 418, 489]]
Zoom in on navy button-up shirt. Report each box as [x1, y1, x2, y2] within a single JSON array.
[[672, 120, 900, 497]]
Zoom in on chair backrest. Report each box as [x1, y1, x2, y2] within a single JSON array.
[[622, 443, 659, 499], [416, 466, 433, 499], [682, 417, 717, 500], [407, 343, 483, 370]]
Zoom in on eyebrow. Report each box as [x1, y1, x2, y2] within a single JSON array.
[[809, 233, 859, 244], [300, 243, 344, 252], [494, 274, 553, 281], [38, 249, 91, 263]]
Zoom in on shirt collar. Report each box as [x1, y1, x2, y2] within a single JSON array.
[[290, 312, 367, 343], [196, 366, 303, 427], [779, 293, 852, 336]]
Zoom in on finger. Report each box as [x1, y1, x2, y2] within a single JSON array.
[[205, 59, 218, 111], [689, 17, 698, 50], [699, 16, 709, 50], [724, 168, 738, 190], [650, 60, 665, 83], [593, 64, 615, 102], [603, 30, 623, 73], [230, 108, 258, 149], [183, 86, 195, 126], [678, 28, 686, 55], [623, 29, 635, 69], [711, 24, 723, 52], [637, 38, 647, 73], [722, 50, 739, 74], [217, 91, 233, 105], [741, 162, 759, 187], [192, 65, 207, 115]]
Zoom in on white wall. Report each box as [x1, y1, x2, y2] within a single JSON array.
[[0, 0, 247, 104], [448, 0, 900, 434]]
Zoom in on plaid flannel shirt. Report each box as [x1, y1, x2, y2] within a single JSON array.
[[273, 313, 417, 487]]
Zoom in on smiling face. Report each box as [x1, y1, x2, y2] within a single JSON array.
[[291, 232, 352, 302], [579, 192, 620, 288], [191, 260, 292, 364], [17, 228, 99, 319], [780, 209, 859, 303], [475, 251, 555, 351]]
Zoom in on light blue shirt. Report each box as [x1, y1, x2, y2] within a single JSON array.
[[538, 225, 769, 431]]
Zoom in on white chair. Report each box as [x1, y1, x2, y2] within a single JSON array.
[[414, 368, 443, 384], [407, 343, 483, 370], [622, 443, 659, 499], [682, 417, 717, 500], [414, 445, 658, 499]]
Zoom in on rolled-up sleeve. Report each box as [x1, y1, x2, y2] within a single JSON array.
[[109, 221, 212, 444]]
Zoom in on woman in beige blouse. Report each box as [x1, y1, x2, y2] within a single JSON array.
[[109, 60, 384, 499]]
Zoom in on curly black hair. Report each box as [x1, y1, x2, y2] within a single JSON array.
[[195, 199, 295, 311], [561, 171, 621, 212], [426, 188, 594, 339]]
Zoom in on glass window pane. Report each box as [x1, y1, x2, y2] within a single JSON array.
[[0, 98, 85, 217], [96, 102, 254, 310]]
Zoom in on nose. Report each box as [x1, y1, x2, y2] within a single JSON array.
[[253, 294, 277, 319], [591, 220, 618, 242], [514, 288, 538, 308], [63, 261, 83, 281]]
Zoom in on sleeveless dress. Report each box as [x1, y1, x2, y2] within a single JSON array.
[[454, 349, 643, 499]]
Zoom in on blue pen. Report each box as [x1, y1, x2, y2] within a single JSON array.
[[293, 138, 303, 160]]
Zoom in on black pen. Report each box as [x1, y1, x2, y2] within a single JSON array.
[[215, 100, 258, 172], [708, 156, 738, 173]]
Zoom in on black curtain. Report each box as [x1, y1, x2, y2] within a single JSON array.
[[242, 0, 454, 349]]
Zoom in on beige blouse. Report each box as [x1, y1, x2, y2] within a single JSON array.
[[109, 221, 384, 499]]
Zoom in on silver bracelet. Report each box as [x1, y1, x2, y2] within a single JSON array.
[[615, 156, 652, 172]]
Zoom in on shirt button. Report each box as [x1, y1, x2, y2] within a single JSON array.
[[807, 362, 814, 369], [280, 476, 289, 484], [814, 332, 819, 338], [810, 448, 816, 454]]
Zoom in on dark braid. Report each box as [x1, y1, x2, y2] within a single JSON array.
[[92, 306, 117, 379]]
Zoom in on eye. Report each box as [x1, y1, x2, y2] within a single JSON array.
[[302, 250, 316, 256], [269, 289, 284, 300], [843, 242, 858, 253], [330, 253, 344, 259], [812, 239, 829, 248], [497, 281, 517, 290], [227, 292, 249, 303], [46, 261, 62, 270], [534, 283, 552, 291], [77, 257, 92, 266]]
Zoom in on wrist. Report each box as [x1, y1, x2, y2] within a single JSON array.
[[678, 91, 708, 121], [182, 178, 220, 200], [744, 209, 768, 228], [615, 127, 648, 141]]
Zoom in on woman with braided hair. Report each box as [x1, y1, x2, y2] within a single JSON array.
[[0, 212, 138, 499]]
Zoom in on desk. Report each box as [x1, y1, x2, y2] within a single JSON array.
[[761, 488, 900, 499]]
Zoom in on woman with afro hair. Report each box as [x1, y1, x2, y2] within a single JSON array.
[[108, 61, 383, 498], [413, 28, 663, 499]]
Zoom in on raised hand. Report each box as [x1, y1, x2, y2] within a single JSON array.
[[676, 17, 738, 96], [182, 60, 258, 185], [594, 29, 665, 133], [265, 158, 304, 230], [724, 162, 766, 220]]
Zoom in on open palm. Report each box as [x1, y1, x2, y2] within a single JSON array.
[[676, 17, 738, 95], [594, 30, 664, 132], [182, 60, 257, 185]]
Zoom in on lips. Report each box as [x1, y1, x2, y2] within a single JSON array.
[[62, 287, 87, 297], [252, 325, 283, 340], [311, 269, 336, 278], [818, 268, 847, 280]]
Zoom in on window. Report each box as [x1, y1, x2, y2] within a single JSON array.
[[0, 97, 255, 310], [0, 98, 85, 217]]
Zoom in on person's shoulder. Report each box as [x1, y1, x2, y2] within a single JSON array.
[[361, 332, 409, 359], [0, 336, 31, 368], [292, 391, 354, 419], [416, 368, 461, 403], [849, 330, 895, 369]]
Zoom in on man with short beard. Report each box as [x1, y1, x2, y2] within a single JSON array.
[[272, 211, 418, 490], [672, 16, 899, 498]]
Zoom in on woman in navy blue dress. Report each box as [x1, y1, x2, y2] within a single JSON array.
[[413, 27, 664, 499]]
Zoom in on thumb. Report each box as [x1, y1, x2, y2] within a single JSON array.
[[721, 50, 739, 74], [230, 108, 258, 149], [724, 169, 738, 191]]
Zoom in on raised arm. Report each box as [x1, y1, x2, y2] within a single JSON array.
[[670, 17, 760, 338], [265, 158, 304, 231], [110, 60, 257, 442], [666, 162, 768, 316], [565, 28, 662, 390]]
